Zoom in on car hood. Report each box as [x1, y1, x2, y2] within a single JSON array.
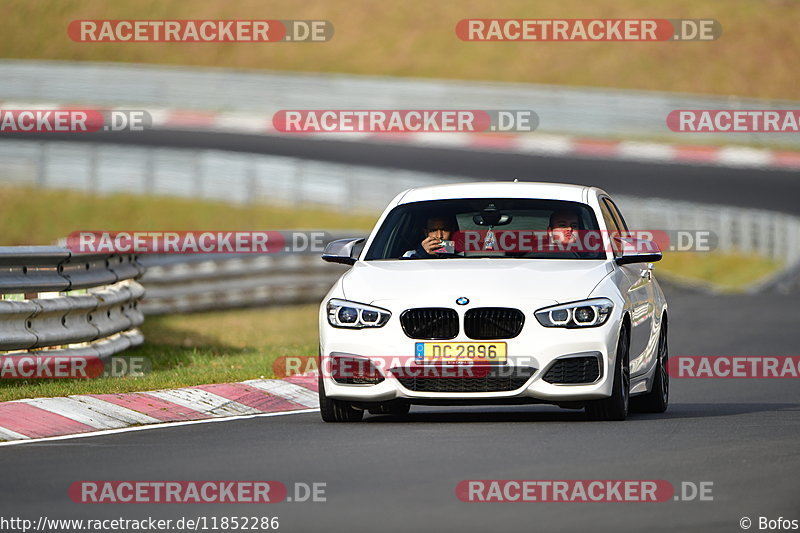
[[341, 259, 612, 307]]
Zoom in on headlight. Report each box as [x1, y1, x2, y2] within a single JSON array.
[[327, 299, 391, 328], [535, 298, 613, 328]]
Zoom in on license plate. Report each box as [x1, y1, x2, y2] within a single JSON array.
[[415, 342, 507, 364]]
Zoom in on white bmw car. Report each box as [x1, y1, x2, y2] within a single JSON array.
[[319, 182, 668, 422]]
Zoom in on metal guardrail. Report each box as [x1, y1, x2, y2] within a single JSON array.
[[2, 138, 799, 270], [138, 252, 349, 314], [614, 197, 800, 264], [615, 196, 800, 293], [1, 60, 798, 147], [0, 248, 145, 358], [0, 140, 454, 213]]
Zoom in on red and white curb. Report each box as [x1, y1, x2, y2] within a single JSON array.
[[0, 375, 318, 444], [3, 102, 800, 171]]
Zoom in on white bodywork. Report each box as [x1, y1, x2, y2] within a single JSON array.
[[319, 182, 668, 407]]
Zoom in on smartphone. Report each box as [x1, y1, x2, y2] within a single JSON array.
[[436, 240, 455, 254]]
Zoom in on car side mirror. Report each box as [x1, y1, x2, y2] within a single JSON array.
[[615, 237, 662, 265], [322, 238, 365, 265]]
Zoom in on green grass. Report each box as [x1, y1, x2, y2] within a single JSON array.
[[0, 186, 377, 245], [1, 0, 799, 100], [0, 305, 320, 402], [656, 251, 783, 292]]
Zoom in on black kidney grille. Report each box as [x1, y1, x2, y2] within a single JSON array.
[[393, 367, 535, 393], [543, 356, 601, 384], [464, 307, 525, 339], [400, 308, 459, 340]]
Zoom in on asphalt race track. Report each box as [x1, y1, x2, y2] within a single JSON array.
[[0, 284, 798, 533], [4, 129, 800, 214], [0, 135, 798, 533]]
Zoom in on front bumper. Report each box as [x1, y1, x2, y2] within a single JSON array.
[[320, 314, 621, 404]]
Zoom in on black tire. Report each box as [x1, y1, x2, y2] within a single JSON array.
[[368, 401, 411, 416], [632, 319, 669, 413], [318, 374, 363, 423], [586, 326, 630, 421]]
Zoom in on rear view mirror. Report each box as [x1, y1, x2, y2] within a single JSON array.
[[473, 205, 512, 226]]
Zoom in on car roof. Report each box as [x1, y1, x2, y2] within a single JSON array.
[[395, 181, 606, 205]]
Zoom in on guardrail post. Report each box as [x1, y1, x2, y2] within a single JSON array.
[[756, 214, 771, 259], [36, 141, 48, 187], [785, 215, 799, 263], [247, 155, 258, 204], [194, 150, 203, 198], [717, 209, 733, 253], [144, 148, 156, 193], [292, 159, 304, 207], [740, 211, 753, 254], [88, 144, 99, 194]]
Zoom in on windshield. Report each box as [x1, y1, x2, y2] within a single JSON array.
[[364, 198, 606, 260]]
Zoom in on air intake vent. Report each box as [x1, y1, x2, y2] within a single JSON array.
[[543, 356, 601, 384]]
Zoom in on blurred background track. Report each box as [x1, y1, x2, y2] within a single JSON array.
[[4, 128, 799, 214]]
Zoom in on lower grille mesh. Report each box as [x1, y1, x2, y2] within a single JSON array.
[[543, 356, 601, 384], [392, 367, 535, 393]]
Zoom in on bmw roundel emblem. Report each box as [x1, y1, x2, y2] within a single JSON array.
[[456, 297, 470, 305]]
